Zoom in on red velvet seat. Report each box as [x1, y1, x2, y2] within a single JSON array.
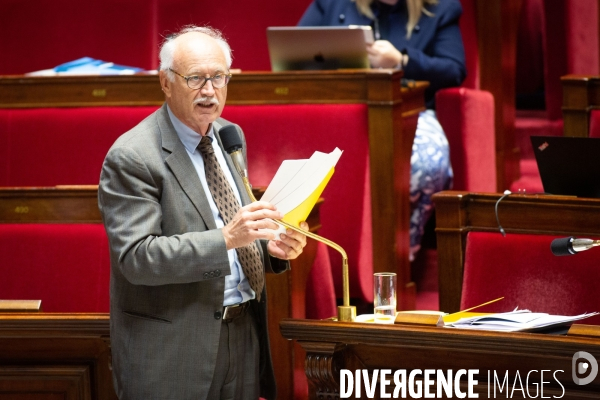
[[461, 232, 600, 325], [224, 104, 365, 399], [0, 103, 340, 320], [221, 104, 370, 308], [156, 0, 314, 71], [0, 224, 109, 312], [0, 0, 156, 75], [589, 110, 600, 138], [435, 0, 496, 193], [436, 88, 496, 192], [0, 107, 158, 186]]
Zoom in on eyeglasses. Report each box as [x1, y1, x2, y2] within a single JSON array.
[[169, 68, 232, 90]]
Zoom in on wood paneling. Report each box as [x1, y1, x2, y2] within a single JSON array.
[[562, 74, 600, 137], [0, 313, 114, 400]]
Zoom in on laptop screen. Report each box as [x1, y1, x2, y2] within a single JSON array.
[[266, 26, 373, 71], [531, 135, 600, 198]]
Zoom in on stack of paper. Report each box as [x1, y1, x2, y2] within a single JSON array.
[[26, 57, 144, 76], [260, 148, 342, 237], [446, 309, 599, 332]]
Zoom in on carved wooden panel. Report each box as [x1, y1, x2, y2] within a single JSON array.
[[0, 365, 91, 400], [0, 314, 115, 400], [281, 319, 600, 400]]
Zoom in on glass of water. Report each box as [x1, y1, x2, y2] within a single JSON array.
[[373, 272, 397, 324]]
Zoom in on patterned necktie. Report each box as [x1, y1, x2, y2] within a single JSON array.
[[198, 135, 264, 301]]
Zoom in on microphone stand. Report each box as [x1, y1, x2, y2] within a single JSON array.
[[237, 164, 356, 322]]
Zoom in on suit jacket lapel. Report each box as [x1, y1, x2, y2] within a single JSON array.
[[158, 104, 218, 230]]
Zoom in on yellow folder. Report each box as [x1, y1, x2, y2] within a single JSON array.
[[281, 167, 335, 227]]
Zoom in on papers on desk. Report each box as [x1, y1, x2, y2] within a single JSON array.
[[26, 57, 145, 76], [446, 309, 599, 332]]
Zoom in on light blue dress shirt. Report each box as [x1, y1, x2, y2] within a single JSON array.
[[167, 106, 255, 306]]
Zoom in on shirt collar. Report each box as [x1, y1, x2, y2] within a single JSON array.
[[166, 104, 214, 153]]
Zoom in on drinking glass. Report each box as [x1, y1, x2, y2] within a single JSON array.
[[373, 272, 397, 324]]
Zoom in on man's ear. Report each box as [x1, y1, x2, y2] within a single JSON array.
[[159, 70, 171, 98]]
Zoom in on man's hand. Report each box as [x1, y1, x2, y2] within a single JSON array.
[[367, 40, 403, 69], [222, 201, 282, 250], [267, 221, 308, 260]]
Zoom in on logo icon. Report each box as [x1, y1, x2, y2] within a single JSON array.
[[572, 351, 598, 385]]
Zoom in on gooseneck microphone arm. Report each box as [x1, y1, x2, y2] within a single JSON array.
[[551, 236, 600, 256], [218, 125, 356, 322]]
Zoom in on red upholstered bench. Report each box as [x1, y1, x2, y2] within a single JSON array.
[[436, 87, 496, 192], [0, 0, 156, 75], [0, 187, 110, 313], [461, 232, 600, 325], [0, 107, 156, 312], [0, 107, 158, 186], [0, 104, 338, 319], [589, 109, 600, 138], [0, 223, 109, 312], [222, 104, 372, 305]]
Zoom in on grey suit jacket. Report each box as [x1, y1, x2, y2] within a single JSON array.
[[98, 104, 287, 400]]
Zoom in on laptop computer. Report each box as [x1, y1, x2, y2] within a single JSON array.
[[530, 135, 600, 198], [266, 26, 373, 72]]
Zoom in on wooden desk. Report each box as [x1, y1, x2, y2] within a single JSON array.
[[0, 71, 427, 309], [0, 185, 322, 400], [280, 318, 600, 399], [434, 191, 600, 313], [0, 313, 114, 400], [562, 74, 600, 137]]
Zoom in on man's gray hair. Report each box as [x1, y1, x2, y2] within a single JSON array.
[[159, 25, 233, 81]]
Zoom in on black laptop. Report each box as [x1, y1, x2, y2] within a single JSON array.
[[531, 135, 600, 198]]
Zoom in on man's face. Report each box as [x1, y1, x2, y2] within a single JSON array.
[[160, 32, 228, 135]]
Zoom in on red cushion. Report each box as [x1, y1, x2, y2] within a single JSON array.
[[0, 224, 109, 312], [0, 107, 158, 186], [543, 1, 599, 120], [516, 0, 545, 97], [565, 0, 599, 76], [221, 104, 374, 302], [589, 110, 600, 138], [156, 0, 314, 71], [461, 232, 600, 325], [0, 0, 156, 75], [509, 158, 544, 194], [459, 0, 479, 89], [436, 87, 496, 192], [305, 242, 336, 320]]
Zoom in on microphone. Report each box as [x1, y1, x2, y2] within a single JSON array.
[[219, 125, 248, 181], [217, 124, 356, 322], [551, 236, 600, 256]]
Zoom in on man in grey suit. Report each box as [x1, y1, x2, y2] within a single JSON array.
[[98, 25, 308, 400]]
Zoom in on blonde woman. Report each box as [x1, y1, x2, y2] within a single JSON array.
[[299, 0, 466, 261]]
